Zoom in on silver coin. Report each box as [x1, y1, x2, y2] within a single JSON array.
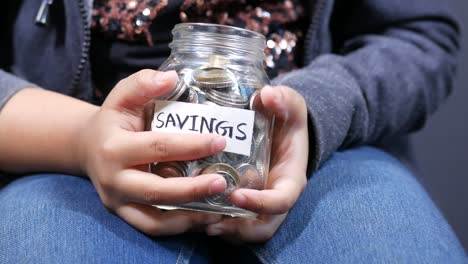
[[200, 163, 240, 206], [254, 134, 267, 177], [254, 133, 265, 149], [158, 79, 187, 101], [255, 113, 269, 133], [205, 88, 248, 108], [189, 88, 199, 103], [178, 86, 199, 103]]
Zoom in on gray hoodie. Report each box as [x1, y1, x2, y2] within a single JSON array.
[[0, 0, 460, 175]]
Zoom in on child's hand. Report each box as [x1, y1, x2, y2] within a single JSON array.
[[206, 85, 309, 242], [77, 70, 228, 236]]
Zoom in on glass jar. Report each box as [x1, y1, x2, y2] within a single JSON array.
[[148, 23, 273, 218]]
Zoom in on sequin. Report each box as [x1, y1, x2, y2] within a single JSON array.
[[267, 40, 276, 49], [142, 8, 151, 16], [178, 0, 305, 77], [92, 0, 168, 46], [279, 39, 288, 50], [266, 55, 275, 68], [128, 1, 137, 9], [92, 0, 305, 78]]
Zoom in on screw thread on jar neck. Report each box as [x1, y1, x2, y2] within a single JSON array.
[[169, 23, 266, 61]]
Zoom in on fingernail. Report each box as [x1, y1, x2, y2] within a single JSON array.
[[262, 85, 275, 98], [263, 85, 273, 91], [154, 71, 177, 85], [267, 88, 288, 120], [270, 89, 281, 106], [209, 177, 226, 195], [211, 136, 226, 152]]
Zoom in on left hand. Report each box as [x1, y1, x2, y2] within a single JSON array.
[[205, 85, 309, 242]]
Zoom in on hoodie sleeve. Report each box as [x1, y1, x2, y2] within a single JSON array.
[[271, 0, 460, 172], [0, 70, 38, 110]]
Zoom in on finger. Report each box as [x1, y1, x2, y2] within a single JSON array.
[[113, 170, 227, 205], [104, 70, 178, 114], [116, 203, 223, 236], [259, 85, 308, 124], [206, 214, 287, 242], [117, 131, 226, 166], [256, 85, 308, 168], [229, 177, 305, 214]]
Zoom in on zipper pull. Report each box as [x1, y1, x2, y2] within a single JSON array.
[[35, 0, 55, 26]]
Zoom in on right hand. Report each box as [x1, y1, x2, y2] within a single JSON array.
[[76, 70, 227, 236]]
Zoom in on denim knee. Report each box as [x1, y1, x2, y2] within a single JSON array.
[[0, 174, 199, 264], [251, 147, 466, 264]]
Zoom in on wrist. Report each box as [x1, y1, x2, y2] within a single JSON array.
[[73, 105, 100, 177]]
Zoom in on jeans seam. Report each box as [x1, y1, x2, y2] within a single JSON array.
[[176, 245, 184, 264], [175, 242, 196, 264], [175, 245, 184, 264], [186, 243, 195, 264]]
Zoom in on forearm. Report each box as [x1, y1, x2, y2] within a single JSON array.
[[0, 88, 98, 175], [272, 1, 460, 171]]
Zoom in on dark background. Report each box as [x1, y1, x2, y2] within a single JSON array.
[[411, 0, 467, 250]]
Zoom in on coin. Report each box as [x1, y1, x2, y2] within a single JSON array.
[[178, 86, 199, 103], [254, 134, 267, 177], [192, 67, 236, 89], [237, 163, 263, 190], [152, 161, 188, 178], [200, 163, 240, 206], [158, 79, 187, 101], [208, 55, 229, 68], [205, 88, 249, 108], [194, 67, 231, 82]]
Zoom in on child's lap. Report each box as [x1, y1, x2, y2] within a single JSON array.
[[0, 147, 465, 263]]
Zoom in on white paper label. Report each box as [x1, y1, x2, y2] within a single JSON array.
[[152, 101, 255, 156]]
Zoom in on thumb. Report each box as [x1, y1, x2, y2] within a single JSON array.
[[258, 85, 307, 123], [103, 69, 178, 113]]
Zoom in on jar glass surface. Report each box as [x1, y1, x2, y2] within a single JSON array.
[[149, 23, 273, 218]]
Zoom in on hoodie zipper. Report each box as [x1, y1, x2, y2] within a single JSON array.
[[304, 0, 327, 63], [71, 0, 91, 93], [35, 0, 91, 95], [35, 0, 55, 26]]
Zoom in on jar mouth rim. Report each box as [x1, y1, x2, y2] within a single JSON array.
[[172, 23, 266, 41], [171, 23, 266, 59]]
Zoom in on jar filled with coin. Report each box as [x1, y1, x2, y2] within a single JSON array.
[[148, 23, 273, 218]]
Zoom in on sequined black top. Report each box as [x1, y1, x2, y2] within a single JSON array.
[[91, 0, 307, 102]]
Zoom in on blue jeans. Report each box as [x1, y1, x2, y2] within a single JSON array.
[[0, 147, 465, 263]]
